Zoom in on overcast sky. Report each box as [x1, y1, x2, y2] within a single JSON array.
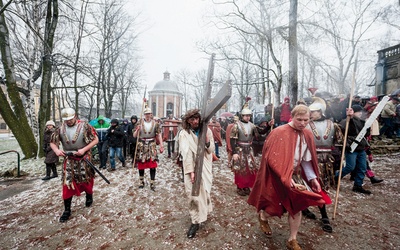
[[128, 0, 212, 90]]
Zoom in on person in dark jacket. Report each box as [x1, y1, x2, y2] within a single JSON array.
[[127, 115, 138, 160], [42, 120, 59, 180], [94, 116, 109, 169], [106, 118, 126, 171], [122, 119, 129, 158], [335, 105, 371, 194]]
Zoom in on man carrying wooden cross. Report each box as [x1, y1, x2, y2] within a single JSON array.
[[178, 54, 232, 239], [178, 109, 215, 238]]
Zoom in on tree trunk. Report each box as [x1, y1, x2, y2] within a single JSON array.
[[0, 0, 37, 158], [38, 0, 59, 157], [289, 0, 298, 105]]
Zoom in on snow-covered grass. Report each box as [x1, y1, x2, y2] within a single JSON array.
[[0, 137, 45, 177]]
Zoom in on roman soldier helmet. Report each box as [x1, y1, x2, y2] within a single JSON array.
[[143, 99, 152, 114], [241, 97, 252, 115], [308, 87, 326, 115], [309, 96, 327, 115], [61, 107, 76, 121]]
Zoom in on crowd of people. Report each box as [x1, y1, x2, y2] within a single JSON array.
[[40, 92, 399, 250]]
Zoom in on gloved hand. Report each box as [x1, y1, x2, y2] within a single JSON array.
[[368, 154, 374, 162]]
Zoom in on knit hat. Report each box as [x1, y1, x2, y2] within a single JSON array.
[[45, 120, 55, 127], [351, 105, 363, 113]]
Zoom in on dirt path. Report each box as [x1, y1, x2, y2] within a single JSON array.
[[0, 151, 399, 250]]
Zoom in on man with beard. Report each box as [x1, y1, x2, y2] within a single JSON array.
[[133, 106, 164, 191], [50, 107, 99, 222], [248, 105, 329, 250], [178, 109, 214, 238]]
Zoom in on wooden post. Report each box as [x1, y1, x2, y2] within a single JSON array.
[[191, 54, 232, 196]]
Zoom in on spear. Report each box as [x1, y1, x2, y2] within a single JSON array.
[[333, 54, 358, 219], [132, 86, 147, 170]]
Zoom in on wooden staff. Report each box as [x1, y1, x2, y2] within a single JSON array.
[[132, 87, 147, 170], [270, 93, 275, 132], [333, 58, 357, 219]]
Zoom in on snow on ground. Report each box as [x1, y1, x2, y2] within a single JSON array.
[[0, 137, 399, 249]]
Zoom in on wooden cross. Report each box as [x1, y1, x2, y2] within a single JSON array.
[[192, 53, 232, 196]]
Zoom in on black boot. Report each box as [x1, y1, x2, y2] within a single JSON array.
[[139, 177, 145, 189], [85, 193, 93, 207], [352, 185, 372, 195], [302, 208, 317, 220], [42, 165, 51, 180], [59, 197, 72, 222], [50, 165, 58, 179], [150, 180, 155, 191], [370, 176, 383, 184], [187, 223, 199, 238]]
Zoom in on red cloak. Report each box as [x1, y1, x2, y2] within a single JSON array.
[[247, 124, 326, 217], [208, 121, 223, 146]]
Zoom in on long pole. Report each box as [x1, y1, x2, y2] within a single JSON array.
[[333, 56, 358, 219], [270, 92, 275, 132], [132, 87, 147, 170]]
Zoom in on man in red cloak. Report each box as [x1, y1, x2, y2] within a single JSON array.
[[248, 105, 330, 250], [208, 116, 223, 158]]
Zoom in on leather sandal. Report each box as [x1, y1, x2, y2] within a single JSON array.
[[258, 214, 272, 236], [321, 218, 333, 233], [286, 239, 302, 250]]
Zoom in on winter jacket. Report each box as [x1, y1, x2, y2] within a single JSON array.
[[43, 127, 59, 164], [339, 116, 369, 152], [106, 125, 125, 148], [380, 100, 397, 118]]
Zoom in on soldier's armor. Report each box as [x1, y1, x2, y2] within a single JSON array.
[[61, 123, 87, 151], [309, 119, 335, 151], [140, 120, 157, 138], [58, 121, 95, 187], [136, 120, 160, 162], [308, 119, 337, 190], [229, 121, 259, 174]]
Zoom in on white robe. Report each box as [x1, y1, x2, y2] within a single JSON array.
[[178, 128, 214, 224]]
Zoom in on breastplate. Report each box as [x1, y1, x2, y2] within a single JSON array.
[[308, 120, 334, 148], [140, 120, 156, 138], [238, 121, 254, 142], [60, 123, 87, 151]]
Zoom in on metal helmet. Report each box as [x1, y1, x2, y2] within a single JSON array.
[[241, 107, 252, 115], [308, 97, 326, 114], [241, 97, 252, 115], [143, 107, 152, 114], [61, 107, 76, 121]]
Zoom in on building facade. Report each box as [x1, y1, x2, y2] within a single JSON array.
[[148, 71, 183, 118]]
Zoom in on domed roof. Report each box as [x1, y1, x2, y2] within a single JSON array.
[[150, 71, 180, 93]]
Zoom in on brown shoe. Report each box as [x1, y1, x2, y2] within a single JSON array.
[[258, 214, 272, 236], [286, 239, 302, 250]]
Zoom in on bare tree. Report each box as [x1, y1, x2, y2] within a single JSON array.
[[288, 0, 298, 105], [0, 0, 39, 158]]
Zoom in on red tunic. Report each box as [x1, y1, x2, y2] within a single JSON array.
[[208, 121, 223, 146], [248, 124, 327, 217]]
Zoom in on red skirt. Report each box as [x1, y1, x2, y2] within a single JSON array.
[[137, 160, 158, 170], [234, 169, 256, 189], [62, 178, 94, 199]]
